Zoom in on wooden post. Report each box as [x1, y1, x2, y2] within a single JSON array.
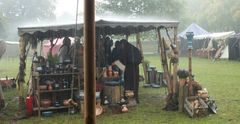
[[136, 33, 148, 84], [84, 0, 96, 124], [17, 36, 27, 118], [186, 32, 194, 96], [157, 28, 172, 94], [172, 27, 178, 94], [178, 78, 186, 112]]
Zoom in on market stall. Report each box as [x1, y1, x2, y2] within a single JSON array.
[[17, 19, 179, 117]]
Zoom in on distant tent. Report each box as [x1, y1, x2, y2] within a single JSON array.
[[178, 23, 209, 39], [194, 31, 236, 60], [0, 40, 6, 59], [227, 34, 240, 60], [178, 23, 210, 56], [1, 41, 19, 58]]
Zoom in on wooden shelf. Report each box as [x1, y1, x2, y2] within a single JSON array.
[[32, 70, 81, 117], [39, 88, 78, 93], [34, 72, 80, 76], [33, 105, 73, 111], [101, 77, 120, 81]]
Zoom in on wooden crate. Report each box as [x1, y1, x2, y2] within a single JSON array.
[[184, 96, 209, 118]]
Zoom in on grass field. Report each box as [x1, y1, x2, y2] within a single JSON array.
[[0, 55, 240, 124]]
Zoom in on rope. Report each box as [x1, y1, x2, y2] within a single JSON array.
[[68, 0, 79, 122]]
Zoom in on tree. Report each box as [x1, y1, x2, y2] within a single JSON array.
[[180, 0, 240, 32], [0, 0, 56, 40], [97, 0, 184, 19]]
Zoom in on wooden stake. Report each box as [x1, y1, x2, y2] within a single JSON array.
[[84, 0, 96, 123], [136, 33, 148, 84]]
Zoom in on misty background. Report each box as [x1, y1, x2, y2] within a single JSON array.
[[0, 0, 240, 41]]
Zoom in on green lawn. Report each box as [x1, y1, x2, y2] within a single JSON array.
[[0, 55, 240, 124]]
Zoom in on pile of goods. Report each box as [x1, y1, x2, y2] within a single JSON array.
[[32, 52, 79, 75], [144, 65, 165, 88], [184, 89, 217, 117], [184, 96, 209, 117], [102, 66, 119, 78]]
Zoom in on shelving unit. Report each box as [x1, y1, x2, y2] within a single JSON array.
[[32, 72, 81, 117]]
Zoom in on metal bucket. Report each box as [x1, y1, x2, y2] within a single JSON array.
[[148, 67, 157, 84], [156, 71, 163, 86]]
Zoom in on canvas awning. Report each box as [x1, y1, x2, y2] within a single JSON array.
[[194, 31, 236, 40], [18, 19, 179, 40]]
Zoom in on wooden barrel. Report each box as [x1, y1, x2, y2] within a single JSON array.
[[103, 85, 121, 104]]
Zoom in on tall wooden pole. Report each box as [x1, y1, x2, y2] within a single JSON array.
[[186, 32, 194, 96], [172, 27, 178, 94], [16, 36, 27, 118], [84, 0, 96, 124], [136, 33, 147, 84]]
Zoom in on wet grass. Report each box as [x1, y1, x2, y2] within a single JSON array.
[[0, 55, 240, 124]]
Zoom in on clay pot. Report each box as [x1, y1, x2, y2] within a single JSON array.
[[40, 99, 51, 108], [121, 105, 128, 113], [113, 71, 119, 78], [63, 99, 70, 106], [107, 70, 113, 77], [48, 84, 53, 90], [125, 90, 134, 97]]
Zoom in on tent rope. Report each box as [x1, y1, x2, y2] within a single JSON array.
[[68, 0, 79, 121]]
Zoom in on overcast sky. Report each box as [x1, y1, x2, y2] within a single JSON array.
[[55, 0, 84, 17]]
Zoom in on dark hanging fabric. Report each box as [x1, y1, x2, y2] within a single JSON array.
[[110, 41, 121, 63], [104, 36, 113, 65], [118, 39, 142, 102]]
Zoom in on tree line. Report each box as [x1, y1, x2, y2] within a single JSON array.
[[0, 0, 239, 40]]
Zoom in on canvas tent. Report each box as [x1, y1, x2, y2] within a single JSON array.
[[2, 41, 19, 58], [178, 23, 209, 39], [16, 19, 179, 111], [194, 31, 236, 59], [227, 33, 240, 60], [178, 23, 210, 56]]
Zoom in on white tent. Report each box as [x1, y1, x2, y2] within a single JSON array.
[[220, 45, 229, 59], [1, 40, 19, 58], [178, 23, 209, 39], [194, 31, 235, 40], [193, 31, 235, 60]]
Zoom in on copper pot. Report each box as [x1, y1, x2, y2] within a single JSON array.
[[125, 90, 134, 97], [40, 99, 51, 108]]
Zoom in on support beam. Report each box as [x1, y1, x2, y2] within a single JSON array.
[[84, 0, 96, 124], [136, 33, 147, 84]]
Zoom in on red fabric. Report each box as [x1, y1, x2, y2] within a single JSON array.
[[42, 38, 74, 58], [25, 96, 33, 117], [96, 82, 104, 92]]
